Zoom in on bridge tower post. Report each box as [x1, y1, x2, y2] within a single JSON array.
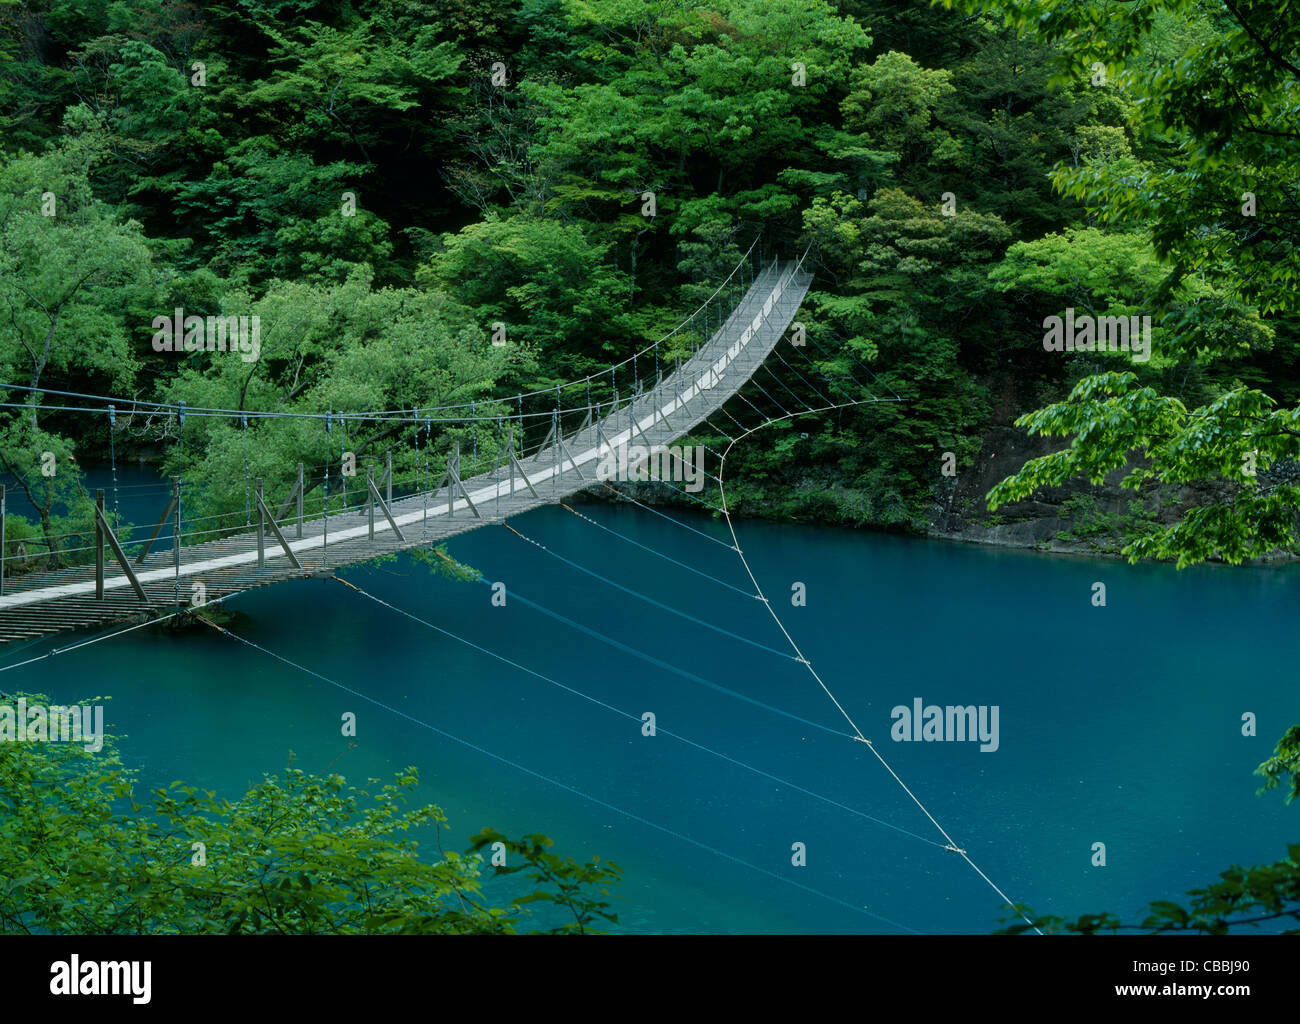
[[449, 444, 458, 517], [95, 490, 104, 598], [673, 339, 680, 419], [0, 484, 5, 597], [323, 413, 332, 569], [256, 478, 266, 567], [296, 462, 304, 539], [367, 465, 376, 538], [172, 477, 180, 605], [92, 489, 147, 603]]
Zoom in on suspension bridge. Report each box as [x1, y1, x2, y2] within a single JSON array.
[[0, 244, 827, 643], [0, 237, 1049, 936]]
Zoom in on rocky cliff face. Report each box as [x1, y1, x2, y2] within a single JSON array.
[[924, 423, 1285, 560]]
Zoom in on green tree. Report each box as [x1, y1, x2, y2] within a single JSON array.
[[0, 692, 622, 934], [961, 0, 1300, 566], [787, 187, 1008, 527], [153, 265, 517, 530], [244, 13, 462, 166], [419, 215, 631, 389], [0, 111, 155, 562], [168, 139, 387, 283]]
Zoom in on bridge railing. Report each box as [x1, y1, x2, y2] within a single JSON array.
[[0, 238, 816, 595]]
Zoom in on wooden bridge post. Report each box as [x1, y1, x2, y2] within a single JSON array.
[[254, 480, 304, 569], [365, 467, 409, 542], [446, 445, 455, 517], [508, 427, 516, 496], [493, 419, 502, 518], [172, 478, 180, 602], [256, 478, 265, 567], [367, 464, 376, 539], [296, 462, 304, 539], [95, 489, 105, 598], [92, 488, 148, 602]]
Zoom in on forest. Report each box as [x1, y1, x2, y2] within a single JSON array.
[[1, 0, 1294, 570]]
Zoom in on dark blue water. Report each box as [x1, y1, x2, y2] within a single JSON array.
[[3, 495, 1296, 934], [3, 462, 184, 549]]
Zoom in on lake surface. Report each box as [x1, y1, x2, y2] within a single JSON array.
[[4, 478, 1296, 934]]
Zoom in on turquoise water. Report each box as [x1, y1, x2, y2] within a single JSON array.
[[4, 495, 1297, 934]]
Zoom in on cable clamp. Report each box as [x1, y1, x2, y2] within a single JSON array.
[[943, 844, 967, 855]]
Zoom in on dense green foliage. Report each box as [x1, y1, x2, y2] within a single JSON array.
[[965, 0, 1300, 566], [0, 693, 621, 934], [3, 0, 1230, 554]]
